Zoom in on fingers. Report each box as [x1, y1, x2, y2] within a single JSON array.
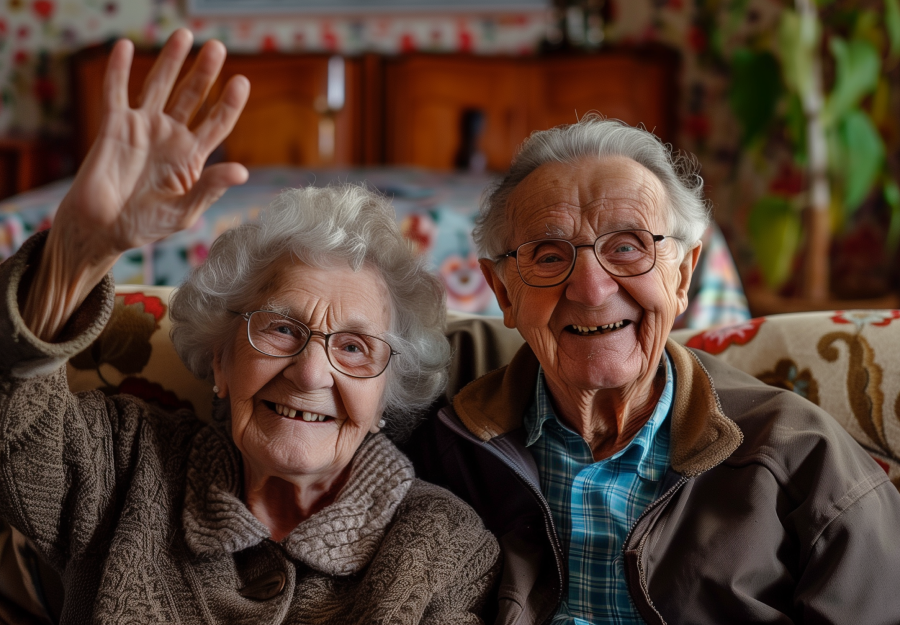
[[166, 39, 227, 125], [179, 162, 249, 227], [138, 28, 193, 112], [194, 74, 250, 154], [103, 38, 134, 114]]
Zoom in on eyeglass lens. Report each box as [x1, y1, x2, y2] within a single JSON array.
[[515, 229, 657, 286], [246, 311, 393, 378]]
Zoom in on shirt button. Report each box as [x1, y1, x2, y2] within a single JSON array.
[[239, 570, 286, 600]]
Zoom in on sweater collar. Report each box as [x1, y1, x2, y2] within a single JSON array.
[[182, 427, 415, 575], [452, 338, 742, 477]]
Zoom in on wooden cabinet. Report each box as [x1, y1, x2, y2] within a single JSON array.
[[70, 46, 678, 173], [383, 49, 678, 171]]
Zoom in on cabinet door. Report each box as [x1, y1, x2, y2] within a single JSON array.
[[530, 52, 678, 145], [384, 56, 529, 171], [213, 55, 362, 167], [71, 48, 363, 167]]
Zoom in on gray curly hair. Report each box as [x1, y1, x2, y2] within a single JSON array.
[[473, 116, 710, 260], [169, 184, 450, 440]]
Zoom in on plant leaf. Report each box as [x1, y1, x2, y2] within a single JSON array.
[[884, 179, 900, 252], [836, 109, 885, 212], [785, 93, 808, 166], [825, 37, 881, 123], [852, 9, 884, 51], [778, 9, 819, 99], [728, 48, 783, 147], [748, 196, 802, 289], [886, 0, 900, 63]]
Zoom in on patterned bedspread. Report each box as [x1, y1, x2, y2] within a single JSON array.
[[0, 166, 748, 327]]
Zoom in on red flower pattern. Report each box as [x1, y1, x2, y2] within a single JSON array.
[[686, 317, 765, 355], [121, 292, 167, 322], [831, 310, 900, 327], [31, 0, 54, 19]]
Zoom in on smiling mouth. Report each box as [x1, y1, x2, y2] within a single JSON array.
[[567, 320, 632, 336], [265, 401, 334, 422]]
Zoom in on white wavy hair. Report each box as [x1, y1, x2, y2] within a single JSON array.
[[169, 184, 450, 440], [473, 115, 710, 260]]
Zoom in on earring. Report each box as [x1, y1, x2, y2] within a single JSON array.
[[378, 419, 386, 429], [213, 385, 220, 394]]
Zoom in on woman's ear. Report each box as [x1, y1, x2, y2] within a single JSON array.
[[212, 351, 229, 398]]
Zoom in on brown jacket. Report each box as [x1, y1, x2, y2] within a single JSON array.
[[0, 233, 500, 624], [406, 337, 900, 625]]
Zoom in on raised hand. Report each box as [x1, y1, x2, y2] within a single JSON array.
[[24, 29, 250, 341], [56, 28, 249, 262]]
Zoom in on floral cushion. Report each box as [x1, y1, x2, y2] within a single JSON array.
[[670, 310, 900, 488], [66, 285, 214, 423]]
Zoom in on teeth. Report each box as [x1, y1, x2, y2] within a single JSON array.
[[571, 321, 626, 334], [272, 403, 332, 422]]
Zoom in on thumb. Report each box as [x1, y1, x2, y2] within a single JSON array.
[[179, 162, 249, 228]]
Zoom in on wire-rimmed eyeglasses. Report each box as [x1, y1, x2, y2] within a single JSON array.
[[230, 310, 400, 379], [498, 229, 670, 288]]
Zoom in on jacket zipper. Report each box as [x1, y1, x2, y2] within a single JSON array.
[[622, 474, 690, 624], [438, 410, 565, 624]]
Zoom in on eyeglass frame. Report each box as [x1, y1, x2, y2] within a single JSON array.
[[229, 310, 401, 379], [496, 228, 674, 288]]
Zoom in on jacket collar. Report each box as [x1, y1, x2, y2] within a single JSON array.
[[452, 338, 742, 477], [182, 426, 414, 575]]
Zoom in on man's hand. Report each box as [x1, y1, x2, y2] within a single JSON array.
[[24, 29, 250, 341]]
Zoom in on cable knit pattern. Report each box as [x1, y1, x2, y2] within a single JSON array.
[[0, 235, 500, 625], [283, 435, 414, 575]]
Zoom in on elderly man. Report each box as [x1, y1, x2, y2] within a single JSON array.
[[406, 117, 900, 625]]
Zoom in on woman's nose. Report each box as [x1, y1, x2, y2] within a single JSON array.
[[282, 339, 336, 389], [564, 248, 619, 305]]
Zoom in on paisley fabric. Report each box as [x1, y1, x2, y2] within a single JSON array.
[[672, 309, 900, 488]]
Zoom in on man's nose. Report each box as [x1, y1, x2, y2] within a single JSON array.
[[283, 338, 336, 389], [564, 247, 619, 305]]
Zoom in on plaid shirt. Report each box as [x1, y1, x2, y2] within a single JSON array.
[[524, 354, 674, 625]]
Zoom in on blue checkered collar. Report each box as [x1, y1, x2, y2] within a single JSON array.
[[524, 351, 674, 481]]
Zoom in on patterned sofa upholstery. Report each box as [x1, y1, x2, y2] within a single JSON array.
[[2, 285, 899, 622], [66, 285, 900, 487]]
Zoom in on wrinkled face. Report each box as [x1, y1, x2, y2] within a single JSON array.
[[481, 157, 698, 394], [213, 258, 392, 484]]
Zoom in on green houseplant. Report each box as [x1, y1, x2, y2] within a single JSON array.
[[727, 0, 900, 306]]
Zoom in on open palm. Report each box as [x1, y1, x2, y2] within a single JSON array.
[[53, 30, 249, 262]]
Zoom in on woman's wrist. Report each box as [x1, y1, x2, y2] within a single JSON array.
[[21, 227, 119, 342]]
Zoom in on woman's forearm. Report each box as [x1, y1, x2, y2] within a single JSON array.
[[21, 226, 118, 343]]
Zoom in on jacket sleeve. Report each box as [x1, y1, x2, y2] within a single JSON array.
[[0, 232, 122, 569], [795, 477, 900, 625]]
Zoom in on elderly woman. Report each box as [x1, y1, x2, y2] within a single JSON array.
[[408, 116, 900, 625], [0, 31, 498, 624]]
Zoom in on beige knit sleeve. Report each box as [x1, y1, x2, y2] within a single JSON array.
[[0, 232, 121, 568], [402, 481, 501, 625]]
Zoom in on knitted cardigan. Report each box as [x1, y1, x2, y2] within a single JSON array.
[[0, 234, 500, 624]]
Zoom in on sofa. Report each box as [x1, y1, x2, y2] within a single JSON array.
[[2, 284, 899, 623]]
